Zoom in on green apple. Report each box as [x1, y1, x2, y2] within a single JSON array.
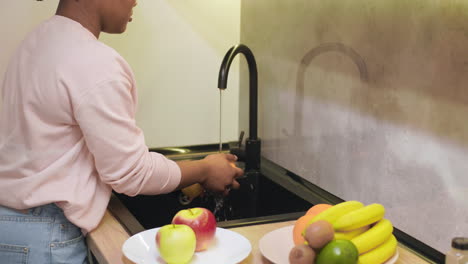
[[156, 224, 196, 264]]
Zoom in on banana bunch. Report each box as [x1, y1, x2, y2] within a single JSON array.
[[301, 200, 364, 236], [306, 201, 398, 264]]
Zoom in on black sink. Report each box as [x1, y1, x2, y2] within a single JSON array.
[[114, 171, 312, 229]]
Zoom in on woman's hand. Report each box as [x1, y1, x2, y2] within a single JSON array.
[[200, 153, 244, 195], [176, 153, 244, 196]]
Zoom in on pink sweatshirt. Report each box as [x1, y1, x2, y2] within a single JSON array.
[[0, 15, 181, 233]]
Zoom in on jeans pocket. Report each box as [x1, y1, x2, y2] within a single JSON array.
[[59, 222, 82, 243], [51, 235, 88, 264], [0, 243, 29, 264]]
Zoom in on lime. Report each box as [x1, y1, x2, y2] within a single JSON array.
[[315, 239, 359, 264]]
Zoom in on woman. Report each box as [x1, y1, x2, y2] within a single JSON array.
[[0, 0, 243, 263]]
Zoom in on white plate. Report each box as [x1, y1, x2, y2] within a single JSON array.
[[122, 227, 251, 264], [259, 225, 399, 264]]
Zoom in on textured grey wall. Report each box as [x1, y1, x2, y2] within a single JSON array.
[[241, 0, 468, 253]]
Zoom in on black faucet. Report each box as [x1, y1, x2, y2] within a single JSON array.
[[218, 44, 261, 172]]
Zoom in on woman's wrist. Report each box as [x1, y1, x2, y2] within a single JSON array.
[[196, 158, 210, 184], [176, 159, 208, 189]]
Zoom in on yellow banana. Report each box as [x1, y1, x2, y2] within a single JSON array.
[[302, 201, 363, 236], [351, 218, 393, 254], [334, 225, 370, 240], [358, 234, 398, 264], [333, 203, 385, 231]]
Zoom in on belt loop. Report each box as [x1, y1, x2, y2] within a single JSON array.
[[32, 206, 42, 216]]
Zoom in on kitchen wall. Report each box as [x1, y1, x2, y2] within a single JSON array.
[[0, 0, 241, 147], [241, 0, 468, 253]]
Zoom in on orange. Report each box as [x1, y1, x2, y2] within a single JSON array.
[[292, 214, 315, 245], [292, 204, 332, 245], [306, 204, 332, 216]]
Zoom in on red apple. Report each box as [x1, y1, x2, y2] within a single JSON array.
[[171, 207, 217, 251]]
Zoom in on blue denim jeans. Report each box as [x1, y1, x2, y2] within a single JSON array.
[[0, 204, 88, 264]]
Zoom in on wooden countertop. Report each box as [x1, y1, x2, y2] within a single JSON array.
[[88, 209, 432, 264]]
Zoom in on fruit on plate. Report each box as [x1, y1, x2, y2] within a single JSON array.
[[156, 224, 196, 264], [293, 214, 316, 245], [289, 244, 316, 264], [303, 220, 334, 249], [289, 200, 398, 264], [293, 204, 331, 245], [315, 239, 359, 264], [172, 207, 217, 251], [305, 204, 332, 216], [334, 225, 369, 240], [333, 203, 385, 231], [350, 218, 393, 254], [358, 234, 398, 264], [331, 202, 398, 263], [302, 201, 364, 236]]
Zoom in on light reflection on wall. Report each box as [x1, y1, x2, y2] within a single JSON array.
[[241, 0, 468, 253]]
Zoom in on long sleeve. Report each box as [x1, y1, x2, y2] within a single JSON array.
[[74, 78, 181, 196]]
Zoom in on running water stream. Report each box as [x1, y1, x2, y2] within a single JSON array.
[[214, 89, 226, 220]]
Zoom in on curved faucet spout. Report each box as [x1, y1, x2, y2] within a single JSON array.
[[218, 44, 258, 140], [218, 44, 260, 172]]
